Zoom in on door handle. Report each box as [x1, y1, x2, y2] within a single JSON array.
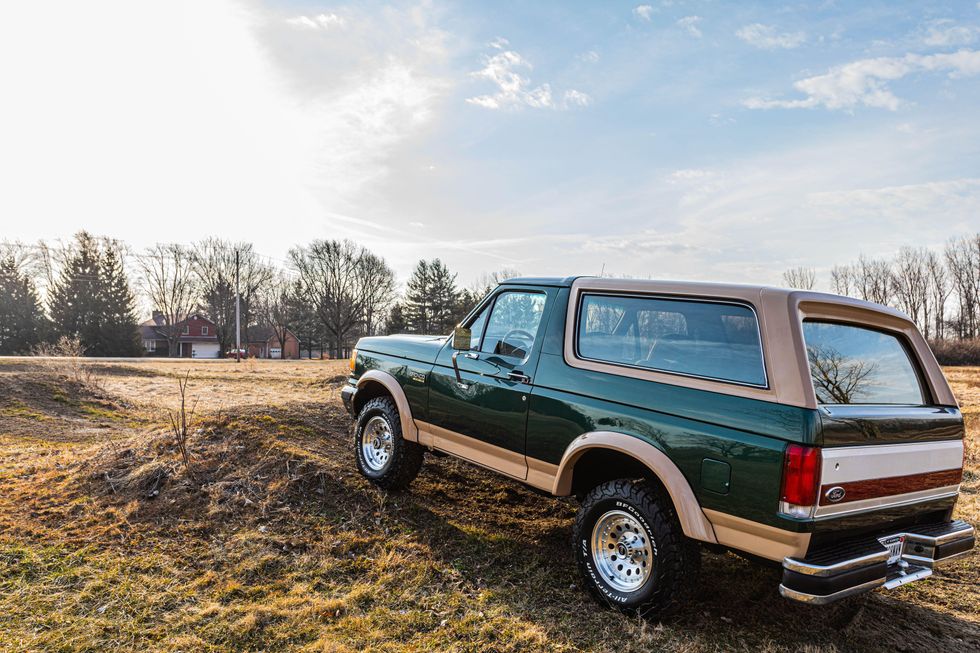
[[464, 352, 480, 359], [507, 370, 531, 384]]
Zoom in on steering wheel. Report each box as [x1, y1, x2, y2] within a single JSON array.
[[497, 329, 535, 357]]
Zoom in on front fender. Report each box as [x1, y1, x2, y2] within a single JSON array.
[[356, 370, 419, 443]]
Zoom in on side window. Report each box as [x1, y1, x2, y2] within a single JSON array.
[[577, 294, 766, 386], [480, 291, 547, 359], [465, 302, 491, 350]]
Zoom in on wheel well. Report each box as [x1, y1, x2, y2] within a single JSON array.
[[568, 448, 670, 501], [352, 380, 393, 415]]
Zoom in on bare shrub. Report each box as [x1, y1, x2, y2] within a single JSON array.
[[167, 372, 198, 481], [930, 338, 980, 366], [30, 335, 103, 388]]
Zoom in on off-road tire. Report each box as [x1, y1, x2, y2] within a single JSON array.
[[574, 479, 700, 617], [354, 396, 424, 490]]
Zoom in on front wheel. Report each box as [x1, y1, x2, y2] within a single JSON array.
[[574, 479, 700, 617], [354, 396, 424, 490]]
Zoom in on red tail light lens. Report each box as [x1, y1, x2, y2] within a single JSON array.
[[780, 444, 821, 508]]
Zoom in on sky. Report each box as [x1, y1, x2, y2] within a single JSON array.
[[1, 1, 978, 288]]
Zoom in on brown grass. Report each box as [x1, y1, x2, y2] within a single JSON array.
[[0, 358, 977, 652]]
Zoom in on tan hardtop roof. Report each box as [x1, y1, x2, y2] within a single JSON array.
[[567, 277, 957, 409], [569, 277, 912, 320]]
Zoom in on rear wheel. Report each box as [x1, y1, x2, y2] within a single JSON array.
[[574, 479, 700, 617], [354, 396, 423, 490]]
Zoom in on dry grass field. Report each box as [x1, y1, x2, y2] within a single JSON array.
[[0, 358, 976, 652]]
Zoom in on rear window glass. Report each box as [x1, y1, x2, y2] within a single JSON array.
[[577, 294, 766, 386], [802, 321, 924, 405]]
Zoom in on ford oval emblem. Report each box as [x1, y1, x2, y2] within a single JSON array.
[[825, 486, 846, 503]]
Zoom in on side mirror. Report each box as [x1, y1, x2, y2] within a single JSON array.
[[452, 326, 472, 351]]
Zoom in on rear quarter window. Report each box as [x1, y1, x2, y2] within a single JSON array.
[[802, 321, 925, 405], [577, 294, 767, 387]]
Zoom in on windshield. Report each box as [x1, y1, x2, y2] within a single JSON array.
[[802, 321, 925, 405]]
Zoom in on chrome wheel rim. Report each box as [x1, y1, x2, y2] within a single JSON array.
[[361, 415, 393, 472], [591, 509, 653, 593]]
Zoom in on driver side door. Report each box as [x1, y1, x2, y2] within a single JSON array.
[[425, 288, 550, 480]]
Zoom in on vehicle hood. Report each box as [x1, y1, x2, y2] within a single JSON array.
[[355, 333, 448, 364]]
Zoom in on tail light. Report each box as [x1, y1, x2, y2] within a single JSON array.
[[779, 444, 821, 519]]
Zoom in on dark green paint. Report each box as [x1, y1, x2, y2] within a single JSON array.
[[425, 285, 558, 457], [701, 459, 731, 495], [349, 276, 964, 537], [817, 404, 964, 446]]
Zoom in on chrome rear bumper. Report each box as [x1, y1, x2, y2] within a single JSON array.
[[779, 520, 975, 605]]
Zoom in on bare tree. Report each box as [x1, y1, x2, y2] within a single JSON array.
[[191, 239, 273, 355], [470, 268, 522, 298], [807, 345, 877, 404], [945, 235, 980, 339], [357, 252, 397, 338], [891, 247, 929, 335], [830, 264, 855, 297], [855, 255, 892, 306], [138, 244, 197, 357], [291, 240, 377, 358], [782, 266, 816, 290], [261, 272, 300, 359], [925, 250, 951, 340]]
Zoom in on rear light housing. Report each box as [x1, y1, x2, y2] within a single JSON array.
[[779, 444, 821, 519]]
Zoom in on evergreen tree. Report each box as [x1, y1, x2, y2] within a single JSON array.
[[403, 260, 432, 334], [49, 232, 103, 354], [403, 259, 462, 334], [48, 232, 141, 356], [0, 256, 46, 354], [98, 244, 142, 356], [385, 302, 408, 334]]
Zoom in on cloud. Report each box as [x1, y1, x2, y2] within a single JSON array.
[[577, 50, 600, 63], [922, 19, 979, 47], [677, 16, 702, 38], [633, 5, 653, 22], [744, 49, 980, 110], [736, 23, 805, 50], [466, 45, 591, 110], [285, 13, 345, 31]]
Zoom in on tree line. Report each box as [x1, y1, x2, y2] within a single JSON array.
[[0, 232, 518, 358], [782, 232, 980, 341]]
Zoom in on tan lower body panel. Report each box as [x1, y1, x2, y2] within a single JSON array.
[[415, 420, 543, 483], [703, 508, 810, 561]]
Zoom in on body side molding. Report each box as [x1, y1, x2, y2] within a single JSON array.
[[356, 370, 419, 443], [554, 431, 718, 544]]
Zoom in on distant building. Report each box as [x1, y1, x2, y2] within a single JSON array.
[[246, 326, 300, 359], [140, 312, 221, 358]]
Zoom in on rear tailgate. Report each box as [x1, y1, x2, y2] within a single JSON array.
[[815, 437, 963, 520]]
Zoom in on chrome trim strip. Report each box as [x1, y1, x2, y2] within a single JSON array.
[[812, 486, 959, 519], [778, 578, 884, 605], [783, 550, 888, 577]]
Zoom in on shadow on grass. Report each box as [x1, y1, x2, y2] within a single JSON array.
[[8, 390, 978, 652]]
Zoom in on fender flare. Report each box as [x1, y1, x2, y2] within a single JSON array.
[[553, 431, 717, 543], [355, 370, 419, 443]]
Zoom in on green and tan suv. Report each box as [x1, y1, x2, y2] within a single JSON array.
[[340, 276, 974, 615]]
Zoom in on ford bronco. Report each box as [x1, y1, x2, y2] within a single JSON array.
[[340, 276, 974, 615]]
